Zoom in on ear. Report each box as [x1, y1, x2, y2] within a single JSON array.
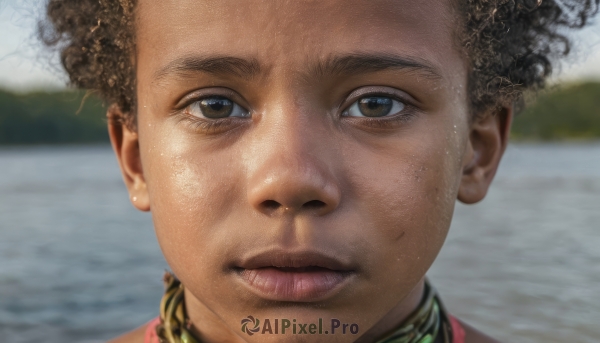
[[457, 105, 513, 204], [108, 105, 150, 211]]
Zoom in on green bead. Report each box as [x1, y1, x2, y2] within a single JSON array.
[[180, 330, 201, 343]]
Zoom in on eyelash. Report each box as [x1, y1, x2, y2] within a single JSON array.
[[349, 111, 416, 129], [175, 91, 417, 134], [178, 116, 232, 133]]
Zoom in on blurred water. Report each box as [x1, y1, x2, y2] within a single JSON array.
[[0, 143, 599, 343], [0, 146, 165, 343], [429, 143, 600, 343]]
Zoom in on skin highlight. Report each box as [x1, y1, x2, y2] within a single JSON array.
[[108, 0, 510, 342]]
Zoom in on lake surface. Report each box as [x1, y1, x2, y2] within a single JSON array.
[[1, 143, 599, 343]]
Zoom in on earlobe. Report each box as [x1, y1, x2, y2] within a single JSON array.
[[457, 106, 513, 204], [107, 105, 151, 212]]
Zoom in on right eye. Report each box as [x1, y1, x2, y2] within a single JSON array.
[[343, 96, 406, 118], [185, 96, 249, 119]]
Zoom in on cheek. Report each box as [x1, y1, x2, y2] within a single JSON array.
[[139, 127, 243, 274], [346, 133, 463, 284]]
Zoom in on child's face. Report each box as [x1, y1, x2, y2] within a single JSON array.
[[113, 0, 509, 341]]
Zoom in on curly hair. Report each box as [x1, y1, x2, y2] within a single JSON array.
[[40, 0, 599, 129], [39, 0, 136, 127], [461, 0, 599, 114]]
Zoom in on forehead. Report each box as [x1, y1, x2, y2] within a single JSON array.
[[136, 0, 464, 83]]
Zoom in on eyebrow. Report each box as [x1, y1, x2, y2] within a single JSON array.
[[153, 55, 261, 81], [153, 52, 442, 82], [311, 52, 443, 80]]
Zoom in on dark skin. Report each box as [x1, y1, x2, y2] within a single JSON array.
[[108, 0, 509, 342]]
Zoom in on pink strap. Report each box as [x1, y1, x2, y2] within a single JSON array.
[[449, 315, 466, 343], [144, 317, 161, 343]]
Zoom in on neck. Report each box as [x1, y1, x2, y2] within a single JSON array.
[[184, 288, 246, 343], [354, 279, 426, 343]]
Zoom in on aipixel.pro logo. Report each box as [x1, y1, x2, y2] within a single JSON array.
[[240, 316, 359, 336]]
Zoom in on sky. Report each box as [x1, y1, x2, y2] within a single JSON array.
[[1, 0, 600, 91]]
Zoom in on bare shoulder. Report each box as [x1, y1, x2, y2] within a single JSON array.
[[106, 325, 146, 343], [459, 319, 502, 343]]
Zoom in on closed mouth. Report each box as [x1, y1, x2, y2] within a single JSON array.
[[231, 249, 357, 302]]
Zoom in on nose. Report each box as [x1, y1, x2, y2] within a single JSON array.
[[246, 117, 341, 217], [248, 156, 341, 216]]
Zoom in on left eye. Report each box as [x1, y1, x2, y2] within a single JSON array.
[[185, 96, 249, 119], [343, 96, 405, 118]]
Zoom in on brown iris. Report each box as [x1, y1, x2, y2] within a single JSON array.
[[357, 97, 394, 117], [199, 97, 234, 118]]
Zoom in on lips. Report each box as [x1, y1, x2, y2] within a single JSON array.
[[232, 250, 356, 302]]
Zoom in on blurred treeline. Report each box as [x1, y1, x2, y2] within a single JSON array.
[[0, 89, 108, 144], [512, 81, 600, 141], [0, 82, 599, 144]]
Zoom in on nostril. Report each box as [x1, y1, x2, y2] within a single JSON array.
[[302, 200, 326, 209], [261, 200, 281, 210], [258, 199, 328, 214]]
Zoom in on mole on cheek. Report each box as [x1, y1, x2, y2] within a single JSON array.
[[394, 231, 406, 242]]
